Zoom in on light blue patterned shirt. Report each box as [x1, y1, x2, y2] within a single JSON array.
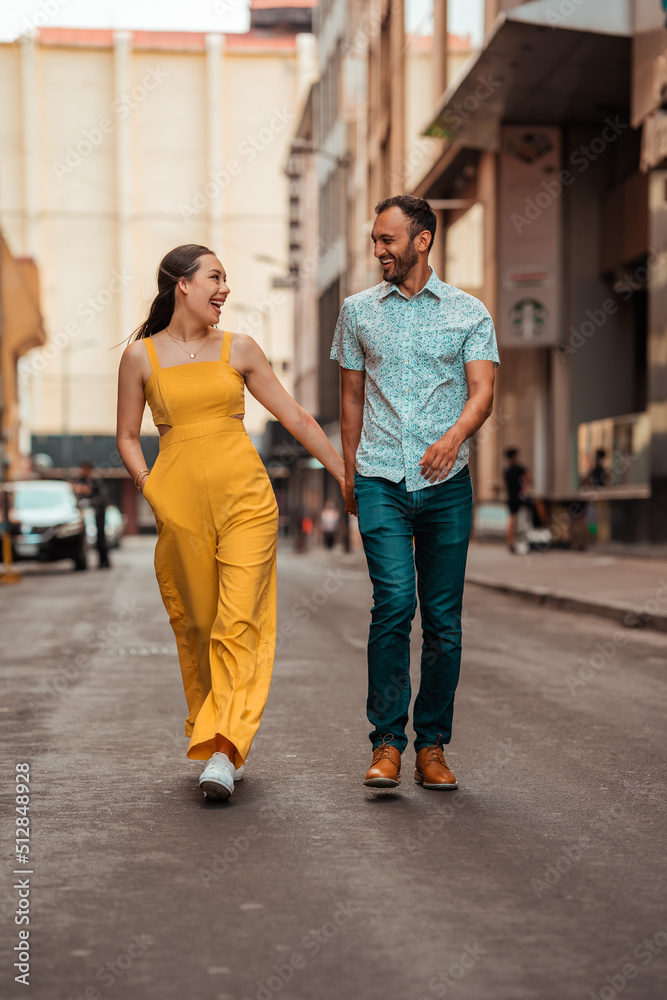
[[330, 268, 500, 492]]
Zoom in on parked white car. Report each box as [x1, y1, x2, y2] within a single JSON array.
[[4, 480, 88, 571]]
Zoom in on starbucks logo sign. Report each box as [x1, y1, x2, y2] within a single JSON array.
[[509, 299, 547, 342]]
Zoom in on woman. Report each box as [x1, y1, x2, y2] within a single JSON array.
[[116, 244, 345, 801]]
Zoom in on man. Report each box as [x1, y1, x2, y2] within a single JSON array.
[[320, 499, 340, 550], [331, 195, 499, 791], [589, 448, 608, 488], [503, 448, 547, 552], [73, 459, 110, 569]]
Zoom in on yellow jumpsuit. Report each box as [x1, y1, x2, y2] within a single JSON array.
[[141, 331, 278, 767]]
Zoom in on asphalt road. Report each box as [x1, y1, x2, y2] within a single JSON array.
[[1, 536, 666, 1000]]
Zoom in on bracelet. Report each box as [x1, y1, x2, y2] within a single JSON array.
[[134, 468, 150, 488], [136, 473, 149, 493]]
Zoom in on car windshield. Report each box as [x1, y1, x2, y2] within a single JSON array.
[[13, 488, 73, 510]]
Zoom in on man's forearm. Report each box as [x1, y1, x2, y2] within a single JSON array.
[[340, 369, 365, 482], [449, 386, 494, 447], [341, 403, 363, 479]]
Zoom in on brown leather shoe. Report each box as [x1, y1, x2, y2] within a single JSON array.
[[414, 743, 458, 789], [364, 735, 401, 787]]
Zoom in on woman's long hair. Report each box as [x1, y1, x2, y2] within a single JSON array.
[[132, 244, 215, 340]]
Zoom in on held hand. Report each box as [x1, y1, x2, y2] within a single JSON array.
[[419, 429, 462, 484], [343, 477, 357, 516]]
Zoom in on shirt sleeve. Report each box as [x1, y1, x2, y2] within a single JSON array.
[[463, 304, 501, 367], [330, 299, 365, 370]]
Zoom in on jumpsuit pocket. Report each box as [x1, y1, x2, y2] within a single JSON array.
[[142, 459, 161, 509]]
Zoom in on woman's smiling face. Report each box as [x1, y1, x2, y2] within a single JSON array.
[[180, 254, 229, 325]]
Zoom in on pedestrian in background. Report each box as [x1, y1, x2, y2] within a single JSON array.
[[72, 459, 110, 569], [320, 499, 340, 549], [588, 448, 609, 488], [332, 195, 499, 792], [503, 447, 548, 553], [117, 244, 344, 802]]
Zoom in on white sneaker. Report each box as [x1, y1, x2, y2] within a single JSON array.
[[199, 752, 235, 800], [234, 764, 244, 781]]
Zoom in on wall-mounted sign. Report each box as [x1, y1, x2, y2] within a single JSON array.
[[503, 265, 555, 290], [498, 126, 562, 348], [641, 109, 667, 171]]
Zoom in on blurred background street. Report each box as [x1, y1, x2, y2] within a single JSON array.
[[1, 0, 667, 997]]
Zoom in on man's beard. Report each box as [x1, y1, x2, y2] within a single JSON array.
[[382, 241, 419, 284]]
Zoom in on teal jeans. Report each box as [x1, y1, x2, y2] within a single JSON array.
[[354, 466, 473, 753]]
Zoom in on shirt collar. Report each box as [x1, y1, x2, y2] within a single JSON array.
[[379, 265, 444, 302]]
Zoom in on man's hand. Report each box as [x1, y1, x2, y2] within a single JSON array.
[[343, 477, 357, 515], [419, 428, 463, 484]]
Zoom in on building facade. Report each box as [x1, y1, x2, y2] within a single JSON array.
[[287, 0, 664, 547], [415, 0, 662, 544], [287, 0, 474, 531], [0, 233, 46, 482], [0, 1, 317, 530]]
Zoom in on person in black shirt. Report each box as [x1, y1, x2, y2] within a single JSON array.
[[503, 448, 546, 552], [589, 449, 609, 488], [72, 459, 110, 569]]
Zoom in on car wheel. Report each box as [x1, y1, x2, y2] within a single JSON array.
[[74, 550, 88, 571]]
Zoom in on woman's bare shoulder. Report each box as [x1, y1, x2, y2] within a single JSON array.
[[120, 337, 151, 376], [230, 332, 257, 352]]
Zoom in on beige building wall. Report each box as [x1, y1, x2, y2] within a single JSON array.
[[0, 28, 317, 443]]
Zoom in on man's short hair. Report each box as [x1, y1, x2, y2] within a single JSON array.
[[505, 448, 518, 460], [375, 195, 437, 254]]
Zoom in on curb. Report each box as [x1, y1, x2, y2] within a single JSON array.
[[466, 574, 667, 635]]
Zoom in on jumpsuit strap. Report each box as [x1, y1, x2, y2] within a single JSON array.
[[143, 336, 161, 372], [220, 330, 233, 364]]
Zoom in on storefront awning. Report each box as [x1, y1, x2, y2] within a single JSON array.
[[424, 0, 632, 150]]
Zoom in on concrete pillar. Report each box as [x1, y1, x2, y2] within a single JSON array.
[[206, 35, 225, 259], [551, 345, 571, 495], [19, 34, 40, 261], [113, 32, 134, 343], [206, 34, 224, 258], [433, 0, 448, 101], [477, 150, 500, 500], [296, 32, 318, 107], [388, 0, 405, 193], [484, 0, 501, 36]]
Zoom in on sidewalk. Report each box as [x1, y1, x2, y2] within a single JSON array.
[[466, 542, 667, 634]]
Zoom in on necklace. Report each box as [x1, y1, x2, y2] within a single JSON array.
[[165, 326, 210, 359]]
